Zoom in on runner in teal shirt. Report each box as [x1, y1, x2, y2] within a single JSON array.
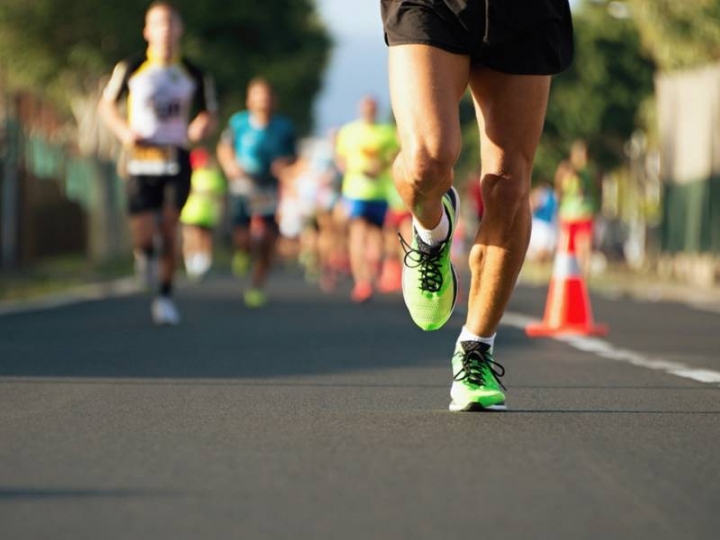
[[217, 77, 297, 307]]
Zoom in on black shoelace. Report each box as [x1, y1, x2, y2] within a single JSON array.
[[453, 342, 507, 390], [399, 233, 444, 293]]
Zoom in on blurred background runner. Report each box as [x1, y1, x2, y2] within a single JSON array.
[[97, 1, 217, 325], [180, 147, 226, 281], [216, 77, 297, 308], [335, 96, 399, 303], [555, 139, 602, 277]]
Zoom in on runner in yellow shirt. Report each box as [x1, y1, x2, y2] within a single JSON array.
[[335, 96, 399, 302]]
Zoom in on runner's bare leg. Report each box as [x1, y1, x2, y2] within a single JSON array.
[[388, 45, 469, 231], [465, 67, 551, 335]]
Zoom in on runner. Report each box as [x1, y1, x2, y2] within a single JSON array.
[[335, 96, 399, 303], [216, 77, 297, 308], [180, 147, 227, 281], [98, 1, 217, 325], [311, 131, 345, 292], [381, 0, 574, 410], [555, 139, 601, 278], [527, 180, 558, 263]]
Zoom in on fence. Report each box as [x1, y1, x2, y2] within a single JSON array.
[[1, 91, 129, 269]]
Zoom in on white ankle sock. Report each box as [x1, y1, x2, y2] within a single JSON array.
[[413, 210, 449, 247], [458, 327, 496, 351]]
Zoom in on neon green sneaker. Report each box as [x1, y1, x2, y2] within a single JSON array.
[[449, 341, 507, 412], [244, 288, 267, 308], [399, 187, 459, 331], [232, 251, 251, 278]]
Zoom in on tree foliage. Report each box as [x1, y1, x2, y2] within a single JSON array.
[[536, 0, 655, 180], [627, 0, 720, 71], [0, 0, 331, 135]]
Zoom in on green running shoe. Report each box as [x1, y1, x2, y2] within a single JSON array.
[[399, 187, 459, 331], [244, 287, 267, 308], [449, 341, 507, 412]]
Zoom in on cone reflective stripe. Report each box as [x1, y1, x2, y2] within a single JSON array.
[[526, 224, 608, 337]]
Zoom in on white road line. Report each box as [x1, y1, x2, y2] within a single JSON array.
[[502, 311, 720, 387]]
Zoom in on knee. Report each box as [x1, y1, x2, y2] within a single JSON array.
[[482, 173, 531, 215], [397, 141, 457, 195]]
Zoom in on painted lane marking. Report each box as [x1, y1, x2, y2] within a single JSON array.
[[502, 312, 720, 387]]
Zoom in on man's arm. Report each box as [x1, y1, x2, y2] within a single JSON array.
[[216, 136, 244, 180], [334, 127, 347, 174], [97, 98, 141, 147], [270, 121, 299, 180], [188, 68, 219, 143], [97, 61, 141, 147], [188, 111, 217, 143]]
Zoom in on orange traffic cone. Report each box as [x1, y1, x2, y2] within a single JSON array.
[[525, 224, 608, 337]]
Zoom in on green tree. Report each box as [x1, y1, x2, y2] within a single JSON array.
[[627, 0, 720, 71], [0, 0, 331, 140], [539, 0, 656, 179]]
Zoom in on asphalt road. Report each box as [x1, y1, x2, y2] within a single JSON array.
[[1, 269, 718, 540]]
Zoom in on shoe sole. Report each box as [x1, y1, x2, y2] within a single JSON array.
[[449, 400, 507, 412]]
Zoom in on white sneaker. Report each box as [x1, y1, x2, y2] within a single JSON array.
[[151, 297, 180, 326]]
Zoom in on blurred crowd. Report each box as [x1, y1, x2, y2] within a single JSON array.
[[95, 2, 607, 325], [182, 97, 605, 302]]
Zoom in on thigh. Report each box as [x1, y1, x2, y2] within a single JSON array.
[[165, 150, 192, 212], [127, 176, 163, 215], [128, 212, 156, 245], [469, 67, 551, 179], [388, 45, 470, 160]]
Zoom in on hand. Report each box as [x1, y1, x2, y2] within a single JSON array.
[[270, 158, 291, 179], [230, 174, 255, 197], [363, 159, 382, 179], [187, 120, 207, 143], [121, 128, 143, 148], [225, 163, 245, 180], [187, 113, 215, 143]]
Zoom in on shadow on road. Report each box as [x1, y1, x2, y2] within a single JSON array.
[[0, 275, 531, 380]]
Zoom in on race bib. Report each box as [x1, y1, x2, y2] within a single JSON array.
[[127, 145, 180, 176], [248, 188, 279, 216], [229, 176, 255, 196]]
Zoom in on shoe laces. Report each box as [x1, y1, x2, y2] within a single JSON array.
[[453, 342, 506, 390], [399, 233, 445, 293]]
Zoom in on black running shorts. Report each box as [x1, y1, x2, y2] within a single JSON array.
[[125, 148, 192, 215], [381, 0, 574, 75]]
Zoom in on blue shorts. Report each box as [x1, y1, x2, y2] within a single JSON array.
[[344, 198, 388, 228]]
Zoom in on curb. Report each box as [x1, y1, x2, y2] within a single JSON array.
[[0, 277, 140, 317]]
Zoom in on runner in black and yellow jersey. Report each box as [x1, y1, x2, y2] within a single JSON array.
[[98, 1, 217, 325]]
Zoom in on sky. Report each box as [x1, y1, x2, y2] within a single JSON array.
[[313, 0, 389, 135]]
